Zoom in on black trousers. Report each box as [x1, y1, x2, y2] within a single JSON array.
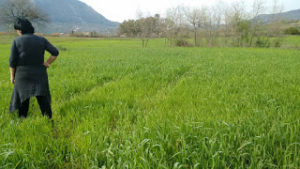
[[19, 96, 52, 118]]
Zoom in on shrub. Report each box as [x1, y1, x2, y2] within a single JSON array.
[[255, 38, 271, 48], [175, 39, 192, 47], [284, 27, 300, 35], [273, 38, 282, 48]]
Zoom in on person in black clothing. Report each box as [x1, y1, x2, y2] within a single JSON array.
[[9, 18, 59, 118]]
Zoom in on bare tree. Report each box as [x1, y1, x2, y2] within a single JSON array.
[[0, 0, 48, 30], [160, 18, 176, 46], [268, 0, 284, 33], [211, 6, 222, 46], [186, 8, 202, 46], [166, 6, 186, 27], [228, 2, 250, 47], [265, 0, 284, 47], [249, 0, 265, 46], [200, 6, 222, 47], [166, 5, 189, 43], [223, 8, 233, 46]]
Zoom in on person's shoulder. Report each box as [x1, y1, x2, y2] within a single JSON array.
[[15, 34, 37, 40], [30, 34, 50, 44], [13, 36, 22, 42], [32, 34, 45, 40], [36, 35, 50, 42]]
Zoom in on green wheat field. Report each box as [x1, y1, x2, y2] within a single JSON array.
[[0, 34, 299, 168]]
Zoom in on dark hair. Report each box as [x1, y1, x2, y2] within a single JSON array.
[[14, 18, 35, 34]]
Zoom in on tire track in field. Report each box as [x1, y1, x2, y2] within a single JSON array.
[[49, 57, 175, 151], [125, 62, 202, 134], [55, 66, 141, 114], [129, 56, 195, 112], [134, 54, 208, 120], [136, 63, 196, 112], [57, 56, 196, 116], [134, 50, 207, 111], [55, 57, 170, 115], [51, 54, 197, 143], [64, 55, 170, 102], [53, 65, 136, 102], [53, 50, 168, 109]]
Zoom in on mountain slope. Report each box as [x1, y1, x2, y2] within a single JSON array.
[[254, 9, 300, 23], [33, 0, 119, 33], [0, 0, 119, 33]]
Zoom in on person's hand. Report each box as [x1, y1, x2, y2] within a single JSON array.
[[10, 76, 15, 84], [44, 62, 51, 68]]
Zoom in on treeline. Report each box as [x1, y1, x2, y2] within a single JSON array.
[[118, 0, 286, 48], [118, 14, 161, 47]]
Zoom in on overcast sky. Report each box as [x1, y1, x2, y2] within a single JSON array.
[[80, 0, 300, 22]]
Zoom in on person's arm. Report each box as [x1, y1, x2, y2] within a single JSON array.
[[10, 67, 15, 84], [9, 40, 18, 84], [44, 56, 57, 68], [44, 38, 59, 68]]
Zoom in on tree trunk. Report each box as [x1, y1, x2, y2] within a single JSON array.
[[145, 39, 149, 48], [193, 24, 197, 47], [165, 38, 167, 47]]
